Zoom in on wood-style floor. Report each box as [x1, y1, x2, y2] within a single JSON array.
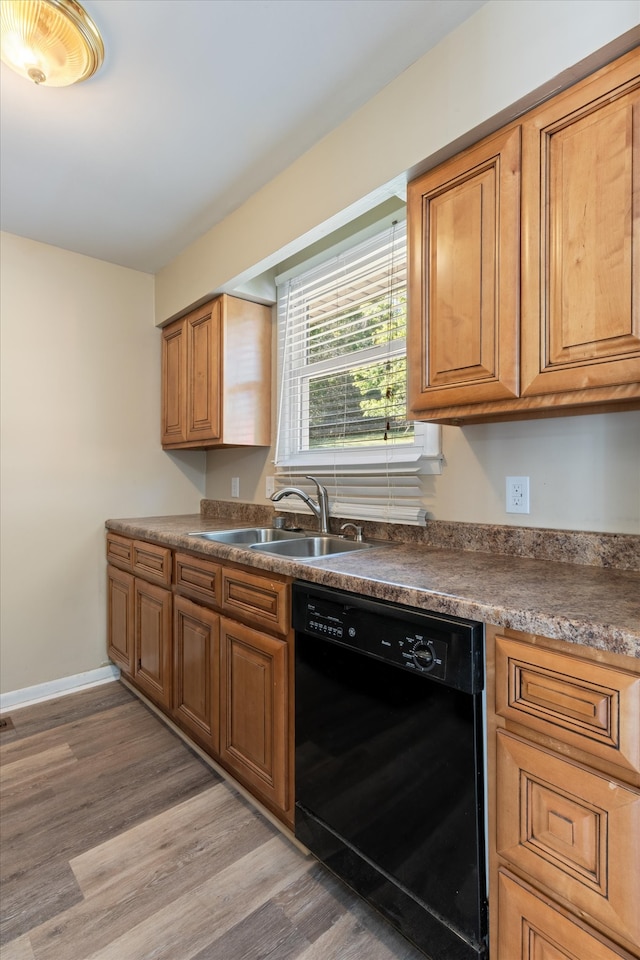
[[0, 681, 426, 960]]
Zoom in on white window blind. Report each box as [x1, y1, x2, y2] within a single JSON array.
[[274, 218, 441, 525]]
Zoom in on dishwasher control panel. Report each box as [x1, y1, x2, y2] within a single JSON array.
[[293, 582, 483, 694]]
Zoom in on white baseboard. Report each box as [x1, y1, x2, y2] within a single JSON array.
[[0, 665, 120, 712]]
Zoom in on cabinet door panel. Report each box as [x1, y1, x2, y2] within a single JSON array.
[[134, 579, 172, 710], [521, 55, 640, 396], [497, 731, 640, 946], [161, 319, 187, 445], [498, 870, 634, 960], [107, 565, 134, 675], [408, 125, 520, 413], [186, 299, 221, 443], [173, 596, 219, 753], [220, 617, 289, 817]]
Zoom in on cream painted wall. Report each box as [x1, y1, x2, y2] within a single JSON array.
[[0, 233, 205, 694], [196, 1, 640, 535], [155, 0, 640, 323], [205, 406, 640, 534]]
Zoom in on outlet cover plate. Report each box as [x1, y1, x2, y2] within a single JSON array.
[[506, 476, 530, 514]]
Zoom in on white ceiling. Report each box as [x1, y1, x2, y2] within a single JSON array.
[[0, 0, 486, 274]]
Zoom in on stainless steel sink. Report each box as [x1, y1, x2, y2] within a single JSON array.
[[188, 527, 306, 544], [250, 536, 372, 559]]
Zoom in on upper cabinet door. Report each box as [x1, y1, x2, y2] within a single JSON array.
[[161, 318, 187, 445], [407, 126, 521, 414], [185, 298, 222, 443], [521, 53, 640, 397]]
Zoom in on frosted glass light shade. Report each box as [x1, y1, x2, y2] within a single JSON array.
[[1, 0, 104, 86]]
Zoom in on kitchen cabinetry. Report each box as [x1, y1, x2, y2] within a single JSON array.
[[408, 48, 640, 424], [106, 563, 134, 676], [216, 559, 292, 819], [107, 534, 173, 710], [407, 126, 520, 411], [487, 625, 640, 960], [134, 577, 172, 710], [161, 294, 272, 449], [220, 617, 289, 814], [106, 534, 294, 826], [173, 594, 219, 754]]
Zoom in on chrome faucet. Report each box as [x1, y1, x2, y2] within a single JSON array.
[[340, 522, 363, 542], [271, 475, 330, 534]]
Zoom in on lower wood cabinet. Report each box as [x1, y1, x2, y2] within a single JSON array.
[[133, 578, 173, 711], [173, 594, 220, 754], [498, 870, 634, 960], [496, 731, 640, 948], [488, 625, 640, 960], [107, 536, 294, 826], [107, 564, 134, 676], [219, 616, 290, 817], [107, 561, 174, 714]]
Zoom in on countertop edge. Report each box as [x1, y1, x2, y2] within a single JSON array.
[[105, 516, 640, 660]]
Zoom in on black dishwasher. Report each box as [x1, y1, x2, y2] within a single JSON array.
[[293, 582, 487, 960]]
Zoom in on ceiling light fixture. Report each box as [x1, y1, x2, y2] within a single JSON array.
[[0, 0, 104, 86]]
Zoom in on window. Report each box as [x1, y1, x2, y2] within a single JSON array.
[[274, 217, 441, 525]]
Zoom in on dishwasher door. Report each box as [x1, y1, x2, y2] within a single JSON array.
[[294, 584, 487, 960]]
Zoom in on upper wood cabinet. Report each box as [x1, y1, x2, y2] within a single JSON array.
[[408, 49, 640, 424], [407, 126, 521, 412], [161, 294, 272, 449]]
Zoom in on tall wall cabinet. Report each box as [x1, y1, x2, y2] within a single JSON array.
[[161, 294, 272, 449], [408, 48, 640, 424]]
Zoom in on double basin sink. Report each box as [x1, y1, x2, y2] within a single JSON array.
[[188, 526, 372, 559]]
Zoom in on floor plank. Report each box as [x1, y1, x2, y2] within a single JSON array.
[[0, 681, 428, 960]]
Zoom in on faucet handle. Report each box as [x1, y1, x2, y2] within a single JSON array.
[[340, 522, 363, 542]]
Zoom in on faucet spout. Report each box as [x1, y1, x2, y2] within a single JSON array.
[[271, 476, 330, 534]]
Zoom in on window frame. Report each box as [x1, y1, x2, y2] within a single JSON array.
[[274, 215, 441, 474]]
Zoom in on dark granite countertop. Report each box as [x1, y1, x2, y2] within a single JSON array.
[[106, 513, 640, 660]]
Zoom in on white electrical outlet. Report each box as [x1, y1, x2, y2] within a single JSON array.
[[265, 476, 275, 498], [231, 477, 240, 498], [506, 476, 530, 514]]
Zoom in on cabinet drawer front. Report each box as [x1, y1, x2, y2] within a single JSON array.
[[497, 870, 634, 960], [174, 552, 221, 607], [106, 533, 133, 571], [497, 731, 640, 946], [221, 568, 290, 636], [496, 636, 640, 775], [132, 540, 172, 587]]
